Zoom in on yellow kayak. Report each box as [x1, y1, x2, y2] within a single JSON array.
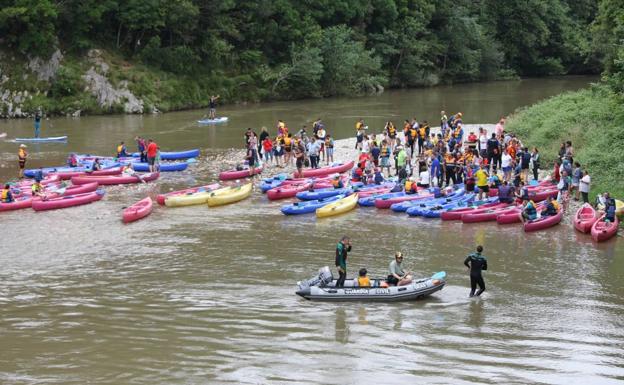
[[165, 189, 218, 207], [316, 193, 358, 218], [207, 183, 252, 207]]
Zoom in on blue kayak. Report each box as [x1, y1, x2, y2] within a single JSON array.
[[391, 188, 466, 212], [15, 136, 68, 142], [406, 193, 470, 217], [260, 174, 291, 192], [23, 164, 120, 178], [358, 191, 406, 207], [132, 162, 188, 172], [418, 194, 477, 218], [130, 149, 200, 160], [198, 117, 229, 124], [296, 187, 352, 201], [281, 195, 346, 215]]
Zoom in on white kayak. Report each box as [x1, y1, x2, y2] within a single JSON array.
[[15, 136, 68, 142], [197, 117, 228, 124]]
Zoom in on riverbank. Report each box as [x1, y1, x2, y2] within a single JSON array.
[[506, 85, 624, 199]]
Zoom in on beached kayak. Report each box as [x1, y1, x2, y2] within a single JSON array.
[[15, 136, 68, 142], [131, 162, 188, 172], [129, 149, 200, 160], [281, 194, 346, 215], [296, 267, 446, 301], [591, 214, 619, 242], [294, 161, 354, 178], [523, 210, 563, 232], [529, 188, 558, 202], [123, 197, 153, 223], [419, 194, 477, 218], [52, 167, 123, 180], [440, 199, 501, 220], [165, 185, 223, 207], [461, 204, 517, 223], [296, 187, 352, 201], [316, 193, 358, 218], [31, 189, 105, 211], [71, 172, 160, 185], [157, 183, 220, 205], [207, 183, 252, 207], [574, 203, 599, 233], [374, 191, 436, 209], [219, 167, 263, 180], [198, 117, 228, 124], [267, 183, 312, 200], [407, 194, 473, 217]]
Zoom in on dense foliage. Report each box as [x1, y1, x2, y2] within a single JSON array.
[[0, 0, 604, 103]]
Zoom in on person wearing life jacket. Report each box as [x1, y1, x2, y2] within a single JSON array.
[[603, 192, 617, 222], [18, 144, 28, 178], [31, 180, 44, 197], [355, 118, 365, 132], [440, 111, 448, 137], [521, 198, 538, 222], [466, 131, 478, 151], [404, 177, 418, 194], [453, 122, 464, 145], [277, 120, 287, 136], [357, 268, 371, 287], [444, 152, 457, 187], [91, 158, 102, 172], [331, 174, 345, 189], [67, 153, 78, 167], [283, 133, 293, 166], [1, 184, 14, 203], [417, 124, 427, 155], [385, 121, 397, 140], [540, 196, 559, 217], [408, 125, 418, 154], [117, 142, 128, 158]]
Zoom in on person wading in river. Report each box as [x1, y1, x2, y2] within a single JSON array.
[[464, 245, 488, 297], [335, 236, 351, 288]]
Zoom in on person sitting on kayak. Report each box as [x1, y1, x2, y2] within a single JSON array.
[[68, 153, 79, 167], [387, 252, 412, 286], [117, 142, 128, 158], [603, 192, 617, 222], [497, 180, 515, 204], [373, 168, 384, 185], [91, 158, 102, 172], [1, 184, 14, 203], [31, 181, 44, 197], [515, 181, 529, 201], [521, 198, 538, 222], [404, 177, 417, 194], [357, 268, 371, 287], [331, 175, 344, 189], [540, 196, 559, 217]]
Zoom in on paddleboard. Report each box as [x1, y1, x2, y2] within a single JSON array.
[[15, 136, 68, 142], [0, 132, 6, 138], [198, 117, 228, 124]]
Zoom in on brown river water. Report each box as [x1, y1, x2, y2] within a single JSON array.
[[1, 76, 623, 384]]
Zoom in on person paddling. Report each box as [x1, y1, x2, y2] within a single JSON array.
[[34, 107, 42, 138], [208, 95, 220, 119], [464, 245, 488, 297], [335, 236, 351, 288]]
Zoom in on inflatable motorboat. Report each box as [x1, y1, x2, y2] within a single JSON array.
[[296, 267, 446, 301]]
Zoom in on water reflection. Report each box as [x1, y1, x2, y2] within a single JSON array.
[[467, 299, 486, 328], [334, 308, 350, 344]]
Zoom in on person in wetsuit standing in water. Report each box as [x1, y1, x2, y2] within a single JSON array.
[[464, 245, 488, 297]]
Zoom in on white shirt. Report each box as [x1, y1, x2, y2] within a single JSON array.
[[419, 170, 430, 185], [501, 153, 512, 168], [361, 140, 370, 153], [579, 174, 591, 193], [479, 134, 488, 150]]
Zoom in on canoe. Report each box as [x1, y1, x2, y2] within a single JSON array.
[[281, 195, 346, 215], [219, 167, 263, 181], [32, 189, 105, 211], [52, 167, 123, 180], [132, 162, 189, 172], [156, 183, 220, 205], [207, 183, 252, 207], [267, 183, 311, 200], [123, 197, 153, 223], [462, 204, 517, 223], [407, 194, 474, 217], [440, 199, 501, 220], [296, 267, 446, 301], [574, 203, 599, 234], [296, 187, 352, 201], [71, 172, 160, 185], [2, 182, 100, 210], [375, 192, 437, 209], [316, 193, 358, 218], [523, 210, 563, 232], [165, 185, 223, 207], [294, 161, 355, 178], [198, 117, 228, 124], [420, 195, 477, 218], [15, 136, 68, 142], [130, 149, 200, 160], [13, 174, 60, 187], [495, 209, 523, 225], [591, 214, 619, 242], [0, 196, 35, 212]]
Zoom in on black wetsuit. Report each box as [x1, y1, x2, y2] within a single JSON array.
[[335, 242, 351, 288], [464, 252, 487, 297]]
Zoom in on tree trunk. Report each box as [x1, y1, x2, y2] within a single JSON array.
[[116, 23, 123, 49]]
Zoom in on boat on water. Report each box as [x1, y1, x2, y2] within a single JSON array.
[[15, 136, 68, 142]]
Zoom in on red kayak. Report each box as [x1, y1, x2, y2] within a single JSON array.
[[267, 182, 312, 200], [357, 185, 394, 198], [591, 214, 619, 242], [32, 190, 105, 211], [496, 202, 546, 225], [156, 183, 220, 205], [523, 210, 563, 232], [71, 172, 160, 185], [441, 202, 506, 221], [52, 167, 122, 180], [219, 167, 263, 181], [375, 193, 434, 209], [0, 197, 34, 212], [15, 174, 60, 187], [293, 161, 354, 178], [529, 188, 558, 202], [461, 204, 516, 223], [0, 182, 100, 211], [574, 203, 599, 233], [123, 197, 153, 223]]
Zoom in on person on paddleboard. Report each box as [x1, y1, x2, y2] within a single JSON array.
[[464, 245, 487, 297], [208, 95, 220, 119], [34, 107, 42, 138]]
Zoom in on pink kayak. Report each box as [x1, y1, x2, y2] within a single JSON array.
[[219, 167, 263, 181], [267, 183, 312, 200], [357, 186, 394, 198], [123, 197, 153, 223], [523, 210, 563, 232], [529, 188, 558, 202], [52, 167, 123, 180], [441, 202, 506, 221], [32, 190, 105, 211], [0, 197, 35, 212], [489, 182, 555, 197], [462, 204, 517, 223], [1, 183, 100, 211], [496, 202, 547, 225], [293, 161, 354, 178], [574, 203, 599, 234], [71, 172, 160, 185], [591, 214, 619, 242], [375, 193, 434, 209], [156, 183, 220, 205], [15, 174, 60, 187]]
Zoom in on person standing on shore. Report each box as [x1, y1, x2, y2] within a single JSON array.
[[335, 236, 351, 288], [464, 245, 488, 297], [135, 136, 147, 163], [146, 139, 158, 172], [34, 108, 42, 138], [530, 147, 540, 181], [18, 144, 27, 178], [579, 170, 591, 203]]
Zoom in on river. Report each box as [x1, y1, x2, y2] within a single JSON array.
[[2, 76, 623, 385]]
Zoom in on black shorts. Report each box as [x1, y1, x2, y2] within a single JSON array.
[[19, 161, 26, 169], [386, 275, 399, 285], [479, 185, 489, 193], [147, 157, 156, 165], [296, 158, 303, 168]]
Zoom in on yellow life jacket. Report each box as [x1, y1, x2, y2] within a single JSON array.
[[31, 184, 42, 193], [418, 127, 426, 139], [454, 126, 462, 138], [388, 125, 396, 136], [18, 149, 26, 159], [405, 180, 413, 191], [1, 189, 9, 201], [409, 128, 417, 139], [117, 145, 123, 153], [357, 276, 370, 287], [552, 200, 560, 211], [356, 122, 363, 131], [284, 137, 292, 146]]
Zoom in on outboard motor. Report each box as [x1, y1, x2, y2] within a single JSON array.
[[297, 266, 333, 291]]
